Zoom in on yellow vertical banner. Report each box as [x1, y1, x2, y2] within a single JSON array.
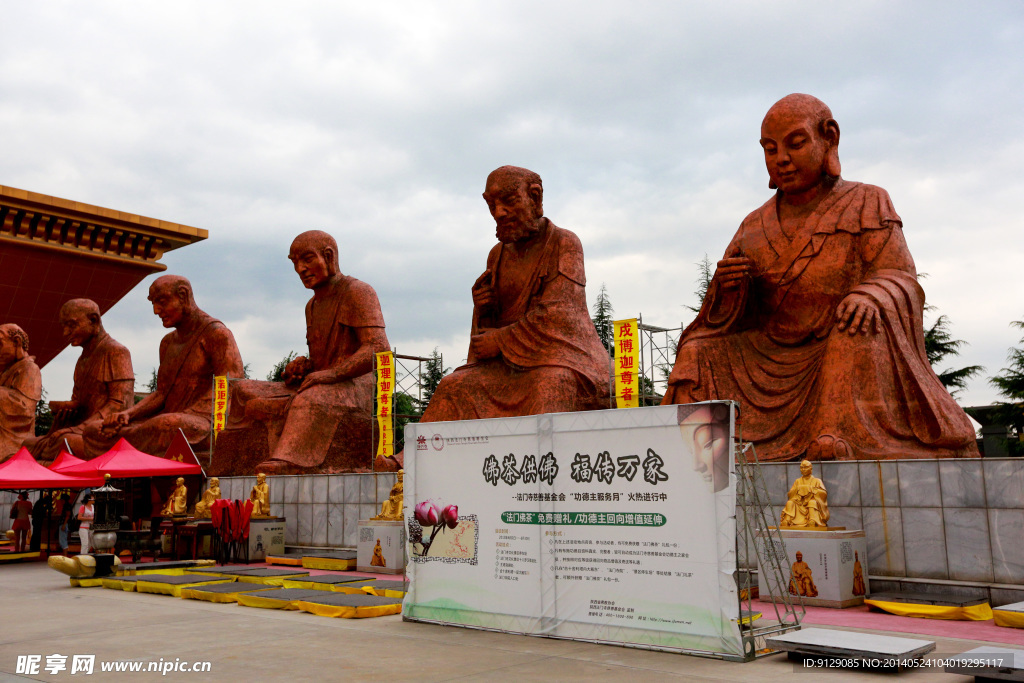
[[613, 319, 639, 408], [375, 351, 395, 457], [213, 376, 228, 439]]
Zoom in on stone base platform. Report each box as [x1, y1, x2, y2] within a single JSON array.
[[357, 520, 405, 574], [757, 528, 869, 608]]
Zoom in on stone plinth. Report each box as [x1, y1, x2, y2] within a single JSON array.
[[757, 528, 869, 608], [357, 520, 405, 574], [249, 518, 285, 562]]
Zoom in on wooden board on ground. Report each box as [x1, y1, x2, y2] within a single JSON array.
[[280, 575, 371, 591], [180, 583, 282, 603], [295, 592, 403, 619], [136, 575, 236, 597], [944, 646, 1024, 681], [765, 627, 936, 670], [867, 591, 987, 607], [301, 552, 357, 571], [236, 588, 327, 610]]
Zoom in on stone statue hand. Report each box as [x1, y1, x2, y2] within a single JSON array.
[[472, 269, 496, 308], [282, 355, 312, 387], [297, 369, 336, 393], [836, 293, 880, 335], [714, 257, 754, 290], [470, 330, 501, 360], [101, 411, 130, 436]]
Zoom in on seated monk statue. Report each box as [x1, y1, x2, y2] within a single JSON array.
[[161, 477, 188, 516], [411, 166, 610, 463], [662, 94, 978, 461], [372, 470, 404, 521], [780, 460, 830, 527], [370, 539, 385, 567], [83, 275, 244, 458], [0, 324, 42, 462], [852, 551, 866, 596], [25, 299, 133, 463], [250, 473, 270, 517], [220, 230, 389, 475], [789, 552, 818, 597], [194, 477, 220, 518]]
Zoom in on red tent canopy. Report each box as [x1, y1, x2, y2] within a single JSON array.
[[0, 448, 104, 489], [60, 438, 202, 479], [49, 450, 87, 473]]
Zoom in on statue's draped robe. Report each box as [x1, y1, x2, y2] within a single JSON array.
[[0, 356, 41, 461], [420, 220, 610, 423], [228, 275, 387, 469], [663, 181, 977, 460], [30, 333, 133, 462], [84, 313, 243, 457]]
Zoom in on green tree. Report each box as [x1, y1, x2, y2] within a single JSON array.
[[144, 368, 158, 392], [34, 388, 53, 436], [989, 316, 1024, 455], [267, 351, 298, 381], [923, 314, 984, 396], [591, 283, 614, 353], [393, 392, 418, 452], [418, 347, 450, 412], [686, 254, 714, 314]]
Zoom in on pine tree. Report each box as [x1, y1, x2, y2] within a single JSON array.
[[145, 368, 158, 392], [418, 347, 450, 412], [591, 283, 614, 353], [923, 314, 983, 396], [34, 388, 53, 436], [686, 254, 714, 313], [989, 316, 1024, 454]]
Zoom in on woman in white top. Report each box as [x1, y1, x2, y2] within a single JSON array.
[[77, 494, 94, 554]]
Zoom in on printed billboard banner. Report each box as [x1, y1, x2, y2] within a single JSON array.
[[404, 402, 743, 658]]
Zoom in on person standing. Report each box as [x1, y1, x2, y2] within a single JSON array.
[[56, 493, 72, 555], [77, 493, 94, 554], [30, 491, 51, 552], [10, 492, 32, 552]]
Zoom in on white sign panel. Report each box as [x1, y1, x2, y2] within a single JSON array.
[[404, 402, 743, 658]]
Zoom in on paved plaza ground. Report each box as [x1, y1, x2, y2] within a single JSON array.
[[0, 560, 1020, 682]]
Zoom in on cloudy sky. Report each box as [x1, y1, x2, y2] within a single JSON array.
[[3, 1, 1022, 410]]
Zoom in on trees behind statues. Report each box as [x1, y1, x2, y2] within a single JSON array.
[[990, 316, 1024, 455]]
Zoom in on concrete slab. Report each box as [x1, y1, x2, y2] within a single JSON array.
[[944, 646, 1024, 680], [766, 627, 935, 669]]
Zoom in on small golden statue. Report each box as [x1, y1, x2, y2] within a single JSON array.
[[161, 477, 188, 516], [371, 470, 404, 521], [193, 477, 221, 519], [788, 551, 818, 597], [250, 472, 271, 518], [780, 460, 833, 528]]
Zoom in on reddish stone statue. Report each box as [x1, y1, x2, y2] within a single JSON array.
[[662, 94, 978, 461], [82, 275, 244, 458], [0, 324, 42, 462], [215, 230, 389, 475], [414, 166, 611, 456], [25, 299, 134, 463]]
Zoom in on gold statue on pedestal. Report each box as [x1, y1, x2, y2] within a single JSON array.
[[193, 477, 221, 519], [371, 470, 404, 521], [161, 477, 188, 516], [250, 472, 271, 518], [780, 460, 833, 528]]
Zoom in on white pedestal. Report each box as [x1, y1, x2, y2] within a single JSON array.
[[249, 518, 285, 562], [357, 520, 405, 574], [757, 528, 869, 608]]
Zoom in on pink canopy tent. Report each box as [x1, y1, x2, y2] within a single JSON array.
[[0, 448, 104, 489], [59, 438, 202, 479], [48, 450, 87, 473]]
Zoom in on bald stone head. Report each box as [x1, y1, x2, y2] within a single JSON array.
[[60, 299, 103, 348], [0, 323, 29, 369], [289, 230, 340, 290], [483, 166, 545, 244], [760, 94, 841, 197], [148, 275, 197, 329]]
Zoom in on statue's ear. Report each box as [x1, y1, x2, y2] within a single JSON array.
[[822, 118, 841, 177], [322, 246, 338, 274], [527, 183, 544, 217]]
